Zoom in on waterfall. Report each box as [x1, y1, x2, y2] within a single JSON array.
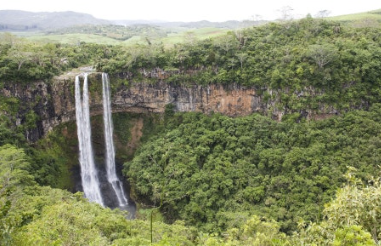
[[75, 74, 104, 206], [102, 73, 128, 206]]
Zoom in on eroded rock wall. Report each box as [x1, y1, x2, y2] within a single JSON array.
[[0, 72, 338, 141]]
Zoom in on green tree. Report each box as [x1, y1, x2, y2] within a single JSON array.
[[0, 145, 34, 245]]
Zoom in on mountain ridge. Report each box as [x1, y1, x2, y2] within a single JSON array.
[[0, 10, 110, 31]]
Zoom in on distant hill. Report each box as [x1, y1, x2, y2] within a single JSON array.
[[0, 10, 263, 32], [115, 19, 265, 29], [0, 10, 110, 31]]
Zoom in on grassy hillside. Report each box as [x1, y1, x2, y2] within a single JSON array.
[[4, 26, 229, 46], [48, 24, 168, 41], [160, 27, 229, 46], [24, 33, 127, 45], [328, 9, 381, 27]]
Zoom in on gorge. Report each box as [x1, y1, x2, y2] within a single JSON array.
[[0, 71, 348, 211]]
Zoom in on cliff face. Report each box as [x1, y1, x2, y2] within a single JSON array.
[[0, 72, 338, 142], [112, 82, 261, 116]]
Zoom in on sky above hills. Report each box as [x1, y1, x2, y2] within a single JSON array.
[[1, 0, 380, 22]]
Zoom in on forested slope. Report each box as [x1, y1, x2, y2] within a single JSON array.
[[125, 104, 381, 233]]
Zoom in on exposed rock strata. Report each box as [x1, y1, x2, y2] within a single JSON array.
[[0, 72, 339, 142]]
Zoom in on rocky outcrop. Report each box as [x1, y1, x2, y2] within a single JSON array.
[[0, 72, 339, 142]]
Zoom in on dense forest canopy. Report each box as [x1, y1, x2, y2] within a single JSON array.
[[126, 105, 381, 234], [1, 14, 381, 245]]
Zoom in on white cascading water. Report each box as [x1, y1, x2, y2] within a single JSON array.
[[75, 74, 104, 206], [102, 73, 128, 206]]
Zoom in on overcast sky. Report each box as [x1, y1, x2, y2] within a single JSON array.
[[1, 0, 380, 22]]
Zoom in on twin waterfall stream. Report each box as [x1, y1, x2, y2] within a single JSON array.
[[75, 73, 129, 209]]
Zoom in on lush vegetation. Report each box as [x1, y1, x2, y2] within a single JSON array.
[[95, 16, 381, 114], [0, 144, 198, 245], [0, 32, 116, 81], [3, 16, 381, 113], [125, 104, 381, 234], [2, 108, 381, 245], [1, 14, 381, 245]]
